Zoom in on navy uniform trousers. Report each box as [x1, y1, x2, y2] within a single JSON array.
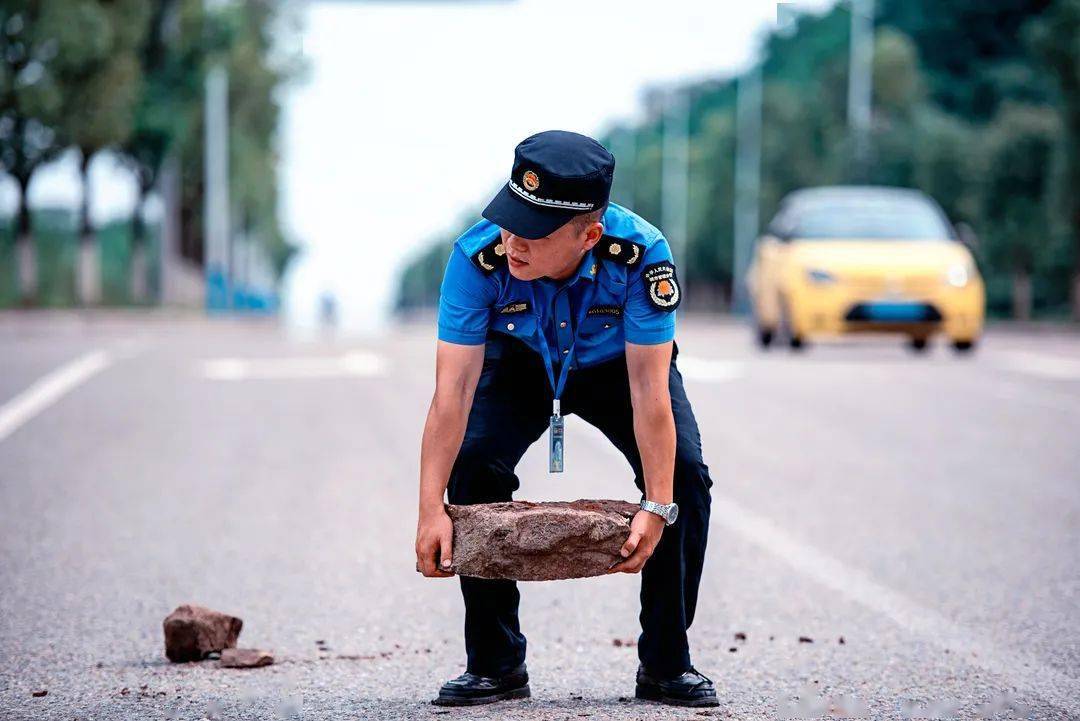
[[447, 331, 714, 679]]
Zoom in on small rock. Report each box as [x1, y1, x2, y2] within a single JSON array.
[[769, 635, 775, 641], [734, 632, 747, 641], [219, 648, 274, 669], [728, 647, 737, 653], [163, 604, 243, 662], [838, 636, 846, 645], [612, 638, 623, 647], [31, 690, 47, 698], [798, 636, 814, 644]]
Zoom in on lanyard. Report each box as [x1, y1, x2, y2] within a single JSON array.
[[531, 279, 599, 417]]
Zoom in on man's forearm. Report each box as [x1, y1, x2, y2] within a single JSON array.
[[418, 394, 471, 515], [632, 404, 676, 504]]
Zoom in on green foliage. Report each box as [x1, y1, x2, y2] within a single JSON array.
[[0, 0, 303, 307], [397, 0, 1079, 318]]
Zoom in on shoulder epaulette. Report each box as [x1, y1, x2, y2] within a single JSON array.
[[470, 237, 507, 275], [596, 234, 645, 267]]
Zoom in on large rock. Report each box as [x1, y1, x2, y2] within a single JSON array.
[[445, 499, 639, 581], [163, 604, 243, 662]]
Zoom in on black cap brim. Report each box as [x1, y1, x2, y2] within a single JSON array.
[[481, 183, 579, 240]]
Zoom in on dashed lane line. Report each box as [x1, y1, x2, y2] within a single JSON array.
[[0, 349, 114, 445]]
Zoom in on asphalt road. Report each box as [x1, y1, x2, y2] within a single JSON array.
[[1, 311, 1078, 720]]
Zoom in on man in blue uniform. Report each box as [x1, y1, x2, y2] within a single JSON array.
[[415, 130, 717, 708]]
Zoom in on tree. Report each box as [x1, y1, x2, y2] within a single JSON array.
[[1028, 0, 1080, 318], [0, 1, 68, 305], [53, 0, 148, 305], [121, 0, 208, 302], [981, 103, 1060, 319]]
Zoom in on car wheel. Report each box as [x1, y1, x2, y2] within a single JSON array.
[[757, 327, 774, 348], [778, 297, 806, 352], [952, 339, 976, 353], [908, 337, 929, 353]]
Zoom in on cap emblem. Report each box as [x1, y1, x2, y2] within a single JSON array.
[[522, 170, 540, 191]]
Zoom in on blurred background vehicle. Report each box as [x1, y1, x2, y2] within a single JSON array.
[[746, 186, 984, 352]]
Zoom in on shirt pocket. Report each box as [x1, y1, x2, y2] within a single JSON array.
[[577, 308, 623, 338], [491, 308, 537, 340]]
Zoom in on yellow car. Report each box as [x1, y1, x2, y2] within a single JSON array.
[[747, 186, 984, 353]]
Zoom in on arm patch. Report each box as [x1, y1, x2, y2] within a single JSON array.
[[642, 262, 681, 312]]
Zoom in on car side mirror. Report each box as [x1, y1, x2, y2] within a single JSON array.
[[956, 222, 979, 250]]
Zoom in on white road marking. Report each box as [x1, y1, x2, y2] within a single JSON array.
[[199, 351, 387, 380], [0, 350, 113, 445], [575, 422, 1079, 711], [994, 350, 1080, 381], [676, 355, 744, 382]]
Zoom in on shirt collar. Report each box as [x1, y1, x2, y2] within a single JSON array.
[[572, 248, 599, 284]]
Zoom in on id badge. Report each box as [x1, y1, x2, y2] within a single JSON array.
[[548, 414, 564, 473]]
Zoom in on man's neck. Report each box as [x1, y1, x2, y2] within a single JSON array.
[[544, 252, 586, 282]]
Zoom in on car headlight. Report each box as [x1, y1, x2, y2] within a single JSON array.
[[805, 268, 837, 284], [945, 263, 970, 288]]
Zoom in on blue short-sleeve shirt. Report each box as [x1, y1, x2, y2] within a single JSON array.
[[437, 203, 680, 370]]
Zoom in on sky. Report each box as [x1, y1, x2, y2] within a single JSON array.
[[279, 0, 835, 334], [1, 0, 835, 334]]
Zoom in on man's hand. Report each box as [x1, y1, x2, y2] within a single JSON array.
[[607, 509, 666, 574], [415, 506, 455, 578]]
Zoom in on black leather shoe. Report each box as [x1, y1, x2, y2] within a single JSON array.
[[635, 663, 719, 707], [432, 663, 530, 706]]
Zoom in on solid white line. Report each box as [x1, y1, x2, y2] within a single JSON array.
[[0, 349, 113, 445], [575, 422, 1079, 711]]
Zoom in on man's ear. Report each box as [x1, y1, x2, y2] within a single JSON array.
[[582, 222, 604, 251]]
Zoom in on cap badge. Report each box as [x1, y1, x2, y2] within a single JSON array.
[[608, 242, 622, 256], [522, 170, 540, 191]]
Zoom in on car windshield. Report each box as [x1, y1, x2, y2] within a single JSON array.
[[786, 196, 952, 240]]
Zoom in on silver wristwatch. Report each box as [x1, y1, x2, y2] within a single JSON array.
[[640, 498, 679, 526]]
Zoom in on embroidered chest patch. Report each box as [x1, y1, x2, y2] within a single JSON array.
[[643, 262, 681, 312], [499, 301, 530, 314]]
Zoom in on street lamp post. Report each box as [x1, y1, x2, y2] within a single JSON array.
[[733, 63, 762, 315], [661, 87, 690, 263], [847, 0, 874, 180]]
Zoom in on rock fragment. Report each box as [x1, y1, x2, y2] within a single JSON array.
[[445, 499, 639, 581], [220, 648, 274, 668], [163, 604, 243, 662]]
